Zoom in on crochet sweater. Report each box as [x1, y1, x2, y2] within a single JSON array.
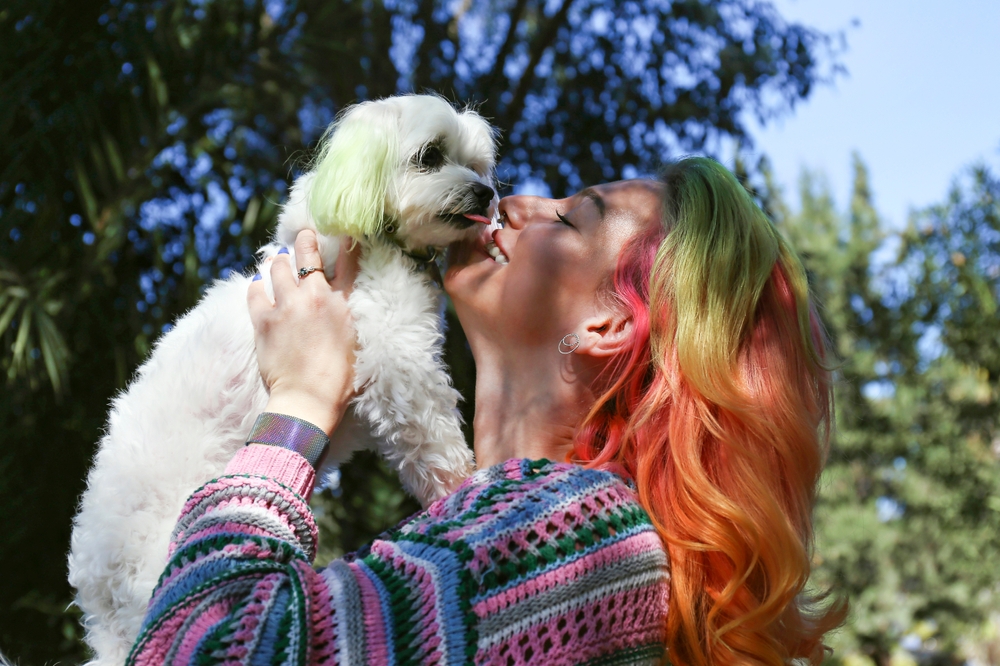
[[127, 445, 670, 665]]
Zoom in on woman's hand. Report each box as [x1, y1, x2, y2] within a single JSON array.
[[247, 229, 360, 434]]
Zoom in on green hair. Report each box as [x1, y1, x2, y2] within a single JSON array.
[[653, 157, 818, 400], [309, 102, 400, 238]]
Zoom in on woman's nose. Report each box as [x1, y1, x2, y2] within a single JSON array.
[[498, 195, 545, 230]]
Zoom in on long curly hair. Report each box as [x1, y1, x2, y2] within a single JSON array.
[[572, 157, 845, 666]]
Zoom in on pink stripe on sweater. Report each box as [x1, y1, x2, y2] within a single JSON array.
[[170, 474, 319, 560], [224, 444, 316, 498], [132, 604, 193, 666], [183, 521, 287, 546], [213, 495, 302, 538], [465, 483, 636, 578], [472, 530, 664, 618], [476, 583, 668, 665], [172, 599, 235, 665], [177, 474, 313, 531], [353, 562, 391, 665]]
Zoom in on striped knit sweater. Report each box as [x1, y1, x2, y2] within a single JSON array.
[[127, 444, 671, 665]]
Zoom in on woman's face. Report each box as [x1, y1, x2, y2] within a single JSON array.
[[444, 180, 663, 353]]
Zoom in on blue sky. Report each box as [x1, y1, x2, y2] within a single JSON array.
[[747, 0, 1000, 228]]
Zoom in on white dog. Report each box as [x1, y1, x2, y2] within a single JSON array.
[[68, 95, 501, 665]]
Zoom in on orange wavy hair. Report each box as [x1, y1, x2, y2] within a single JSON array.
[[572, 158, 845, 666]]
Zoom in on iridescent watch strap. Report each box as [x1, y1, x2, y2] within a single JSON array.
[[245, 412, 330, 468]]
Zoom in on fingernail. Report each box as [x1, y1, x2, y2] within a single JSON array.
[[252, 273, 262, 281], [277, 247, 289, 255]]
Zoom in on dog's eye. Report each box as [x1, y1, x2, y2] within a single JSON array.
[[418, 146, 445, 170]]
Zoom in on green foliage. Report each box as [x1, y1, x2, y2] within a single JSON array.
[[1, 0, 838, 661], [772, 156, 1000, 665], [0, 265, 70, 395]]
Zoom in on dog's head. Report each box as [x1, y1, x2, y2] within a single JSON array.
[[308, 95, 498, 250]]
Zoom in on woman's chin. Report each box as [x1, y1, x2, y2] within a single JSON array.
[[444, 244, 500, 300], [446, 241, 493, 275]]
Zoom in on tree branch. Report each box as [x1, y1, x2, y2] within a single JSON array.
[[412, 0, 452, 94], [483, 0, 530, 106], [499, 0, 576, 130]]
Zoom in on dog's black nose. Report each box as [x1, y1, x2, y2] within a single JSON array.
[[471, 182, 495, 207]]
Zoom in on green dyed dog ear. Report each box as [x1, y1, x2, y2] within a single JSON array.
[[309, 102, 399, 238]]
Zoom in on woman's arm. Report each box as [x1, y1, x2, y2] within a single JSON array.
[[127, 445, 331, 665], [127, 231, 359, 664]]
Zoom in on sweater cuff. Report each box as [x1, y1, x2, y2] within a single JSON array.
[[224, 444, 316, 499]]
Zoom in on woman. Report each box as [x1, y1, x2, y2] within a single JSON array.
[[126, 158, 843, 666]]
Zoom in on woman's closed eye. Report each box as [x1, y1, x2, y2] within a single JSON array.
[[556, 211, 574, 228]]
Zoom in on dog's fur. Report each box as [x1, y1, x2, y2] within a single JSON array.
[[68, 95, 498, 665]]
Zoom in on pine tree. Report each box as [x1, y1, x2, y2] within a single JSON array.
[[774, 157, 1000, 666]]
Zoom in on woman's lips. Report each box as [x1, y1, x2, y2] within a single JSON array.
[[476, 224, 495, 252]]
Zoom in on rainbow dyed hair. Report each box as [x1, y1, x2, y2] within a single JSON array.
[[573, 157, 845, 666]]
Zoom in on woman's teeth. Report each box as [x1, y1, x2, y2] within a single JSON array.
[[485, 241, 508, 265]]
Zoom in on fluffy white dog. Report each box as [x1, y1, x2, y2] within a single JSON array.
[[68, 95, 501, 665]]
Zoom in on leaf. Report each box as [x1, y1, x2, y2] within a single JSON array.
[[73, 160, 99, 226], [0, 297, 20, 337], [35, 310, 69, 395], [9, 304, 32, 379], [102, 129, 126, 184], [145, 55, 169, 108], [242, 197, 260, 234]]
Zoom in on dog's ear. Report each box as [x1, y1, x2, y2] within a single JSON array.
[[309, 101, 399, 238]]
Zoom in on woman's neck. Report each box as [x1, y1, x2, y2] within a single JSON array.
[[470, 346, 597, 469]]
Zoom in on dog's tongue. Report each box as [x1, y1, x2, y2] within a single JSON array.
[[463, 213, 492, 225]]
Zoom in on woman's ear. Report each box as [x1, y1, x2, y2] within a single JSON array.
[[575, 311, 634, 358]]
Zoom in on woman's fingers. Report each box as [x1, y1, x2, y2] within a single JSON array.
[[293, 229, 325, 283], [269, 248, 297, 297], [247, 257, 275, 322], [247, 273, 269, 316], [332, 239, 361, 293], [260, 230, 356, 310]]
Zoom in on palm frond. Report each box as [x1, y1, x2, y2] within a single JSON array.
[[0, 268, 70, 396]]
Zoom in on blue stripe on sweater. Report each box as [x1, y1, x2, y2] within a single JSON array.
[[250, 582, 290, 666], [395, 539, 468, 666], [147, 551, 278, 622], [462, 468, 619, 548]]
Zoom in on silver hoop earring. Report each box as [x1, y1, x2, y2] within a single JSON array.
[[558, 333, 580, 355]]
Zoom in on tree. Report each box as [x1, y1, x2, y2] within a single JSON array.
[[0, 0, 837, 661], [772, 157, 1000, 665]]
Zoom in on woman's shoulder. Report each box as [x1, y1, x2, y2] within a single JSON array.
[[395, 458, 660, 555]]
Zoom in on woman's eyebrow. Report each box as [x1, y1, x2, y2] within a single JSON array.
[[575, 188, 606, 218]]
